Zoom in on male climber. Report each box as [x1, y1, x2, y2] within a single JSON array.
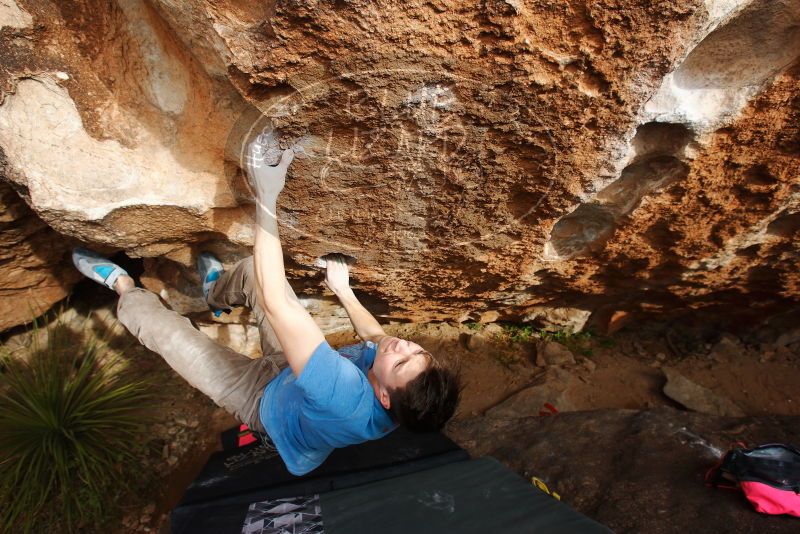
[[71, 138, 461, 476]]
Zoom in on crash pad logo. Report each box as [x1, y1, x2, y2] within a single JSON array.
[[242, 494, 323, 534]]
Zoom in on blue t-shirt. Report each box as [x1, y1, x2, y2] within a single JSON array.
[[259, 340, 398, 476]]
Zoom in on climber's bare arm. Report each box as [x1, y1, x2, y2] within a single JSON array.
[[324, 255, 387, 344], [249, 144, 325, 377], [334, 290, 388, 345]]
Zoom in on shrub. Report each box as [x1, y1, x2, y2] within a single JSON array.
[[0, 318, 153, 533], [500, 323, 537, 344]]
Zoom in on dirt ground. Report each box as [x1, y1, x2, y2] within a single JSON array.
[[3, 295, 799, 533], [358, 321, 800, 419]]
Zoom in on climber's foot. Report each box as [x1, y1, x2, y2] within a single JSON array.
[[197, 252, 227, 317], [197, 252, 224, 300], [72, 247, 131, 293]]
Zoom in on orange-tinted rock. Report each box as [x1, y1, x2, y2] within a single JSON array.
[[0, 0, 797, 330], [605, 310, 633, 335]]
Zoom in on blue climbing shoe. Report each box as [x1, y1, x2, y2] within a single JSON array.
[[72, 247, 129, 291], [197, 252, 225, 316]]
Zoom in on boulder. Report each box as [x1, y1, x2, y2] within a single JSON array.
[[605, 310, 634, 335], [535, 341, 577, 367], [486, 367, 578, 418], [708, 333, 745, 362], [522, 307, 591, 333], [0, 0, 799, 331], [662, 367, 746, 417], [579, 356, 597, 373]]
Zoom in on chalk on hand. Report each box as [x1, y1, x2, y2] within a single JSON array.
[[316, 254, 356, 268]]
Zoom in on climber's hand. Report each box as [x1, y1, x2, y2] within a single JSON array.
[[324, 254, 351, 295], [246, 140, 294, 202]]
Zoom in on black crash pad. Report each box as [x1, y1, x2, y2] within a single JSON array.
[[172, 427, 468, 533], [311, 457, 611, 534], [172, 427, 611, 533]]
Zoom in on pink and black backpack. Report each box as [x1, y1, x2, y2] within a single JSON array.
[[706, 443, 800, 517]]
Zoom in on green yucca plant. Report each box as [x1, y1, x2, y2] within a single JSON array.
[[0, 316, 154, 533]]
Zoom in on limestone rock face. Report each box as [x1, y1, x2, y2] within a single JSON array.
[[0, 181, 79, 331], [0, 0, 798, 329]]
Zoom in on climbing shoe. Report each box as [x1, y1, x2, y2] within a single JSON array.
[[72, 247, 129, 291], [197, 252, 226, 317]]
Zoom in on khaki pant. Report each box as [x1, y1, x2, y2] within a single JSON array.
[[117, 256, 288, 433]]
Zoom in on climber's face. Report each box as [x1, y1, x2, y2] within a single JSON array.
[[372, 336, 432, 392]]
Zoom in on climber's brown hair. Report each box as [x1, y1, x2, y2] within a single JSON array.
[[387, 358, 461, 432]]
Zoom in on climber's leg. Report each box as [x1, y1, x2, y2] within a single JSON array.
[[117, 287, 277, 432], [205, 255, 302, 368]]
